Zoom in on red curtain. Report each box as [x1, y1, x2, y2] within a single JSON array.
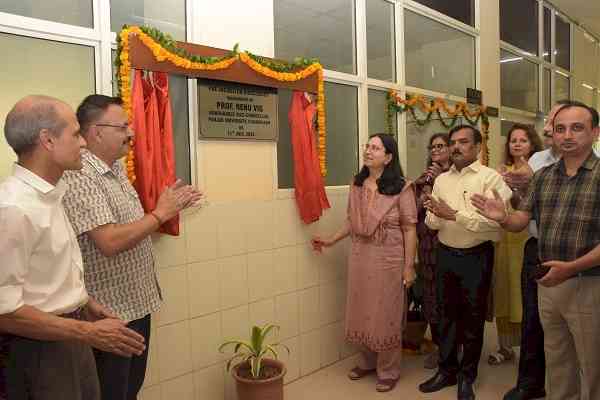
[[288, 91, 330, 224], [154, 73, 179, 235], [131, 70, 179, 235]]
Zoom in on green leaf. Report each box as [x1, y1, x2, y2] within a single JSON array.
[[260, 324, 279, 344], [218, 340, 253, 354], [250, 326, 262, 353], [263, 346, 278, 360], [254, 357, 262, 379]]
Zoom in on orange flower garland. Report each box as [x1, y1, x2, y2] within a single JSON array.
[[118, 26, 239, 183], [117, 26, 328, 181], [239, 52, 326, 176], [387, 90, 490, 166]]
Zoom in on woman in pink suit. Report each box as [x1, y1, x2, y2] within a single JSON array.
[[312, 133, 417, 393]]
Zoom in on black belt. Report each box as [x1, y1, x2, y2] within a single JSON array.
[[438, 241, 492, 257]]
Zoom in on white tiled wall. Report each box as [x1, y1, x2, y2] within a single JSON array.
[[140, 194, 353, 400]]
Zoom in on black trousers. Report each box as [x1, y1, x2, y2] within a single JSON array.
[[515, 237, 545, 391], [94, 314, 151, 400], [6, 336, 100, 400], [436, 241, 494, 383]]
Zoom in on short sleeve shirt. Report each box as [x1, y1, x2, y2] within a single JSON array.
[[62, 150, 161, 322], [520, 152, 600, 265]]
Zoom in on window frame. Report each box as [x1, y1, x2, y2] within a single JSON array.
[[0, 0, 196, 187], [275, 0, 481, 194]]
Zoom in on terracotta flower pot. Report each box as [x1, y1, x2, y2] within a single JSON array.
[[233, 358, 286, 400]]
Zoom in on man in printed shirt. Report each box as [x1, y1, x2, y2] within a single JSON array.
[[0, 95, 145, 400], [473, 101, 600, 400], [418, 125, 512, 400], [61, 95, 202, 400]]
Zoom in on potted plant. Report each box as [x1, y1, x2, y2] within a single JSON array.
[[219, 324, 289, 400]]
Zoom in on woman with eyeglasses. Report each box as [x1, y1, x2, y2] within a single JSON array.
[[311, 133, 417, 393], [487, 123, 542, 367], [414, 133, 451, 369]]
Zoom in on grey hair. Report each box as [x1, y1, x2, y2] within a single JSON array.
[[4, 95, 68, 155]]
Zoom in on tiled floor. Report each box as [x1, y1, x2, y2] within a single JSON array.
[[285, 323, 538, 400]]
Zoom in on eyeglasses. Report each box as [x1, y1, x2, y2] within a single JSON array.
[[364, 144, 385, 152], [95, 123, 129, 130], [428, 143, 447, 151]]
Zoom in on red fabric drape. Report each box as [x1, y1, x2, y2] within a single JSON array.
[[154, 73, 179, 235], [288, 91, 330, 224], [131, 70, 154, 204], [131, 70, 179, 235]]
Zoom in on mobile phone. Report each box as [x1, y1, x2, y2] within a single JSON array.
[[531, 263, 550, 280]]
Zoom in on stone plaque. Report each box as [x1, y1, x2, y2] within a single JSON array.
[[198, 79, 278, 140]]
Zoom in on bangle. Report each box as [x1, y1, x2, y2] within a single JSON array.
[[149, 211, 163, 226]]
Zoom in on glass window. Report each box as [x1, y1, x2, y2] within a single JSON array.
[[404, 10, 475, 97], [0, 0, 93, 27], [500, 119, 514, 137], [277, 82, 358, 188], [274, 0, 356, 74], [543, 68, 551, 113], [500, 119, 535, 138], [0, 33, 95, 180], [543, 7, 551, 62], [410, 0, 474, 27], [573, 28, 599, 88], [500, 0, 538, 56], [110, 0, 186, 40], [556, 14, 571, 71], [169, 77, 191, 185], [500, 49, 539, 113], [276, 89, 295, 189], [405, 114, 463, 180], [578, 84, 595, 106], [555, 72, 570, 101], [368, 89, 397, 137], [111, 51, 191, 184], [366, 0, 395, 82]]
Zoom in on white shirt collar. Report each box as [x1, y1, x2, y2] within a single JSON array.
[[13, 163, 67, 200], [13, 163, 57, 194], [450, 159, 482, 175]]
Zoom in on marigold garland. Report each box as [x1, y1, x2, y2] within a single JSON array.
[[386, 90, 490, 166], [239, 52, 326, 176], [116, 25, 327, 181]]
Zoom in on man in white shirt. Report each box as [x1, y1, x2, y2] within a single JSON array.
[[0, 95, 145, 400], [418, 125, 512, 400]]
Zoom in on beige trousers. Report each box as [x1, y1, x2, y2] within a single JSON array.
[[539, 276, 600, 400], [356, 345, 402, 380]]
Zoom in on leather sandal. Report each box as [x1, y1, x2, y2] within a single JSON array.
[[376, 378, 399, 392], [348, 367, 376, 380]]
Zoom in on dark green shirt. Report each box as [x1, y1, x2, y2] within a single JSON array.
[[520, 152, 600, 275]]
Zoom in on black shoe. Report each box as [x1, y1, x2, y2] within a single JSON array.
[[503, 387, 546, 400], [457, 379, 475, 400], [419, 372, 458, 393]]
